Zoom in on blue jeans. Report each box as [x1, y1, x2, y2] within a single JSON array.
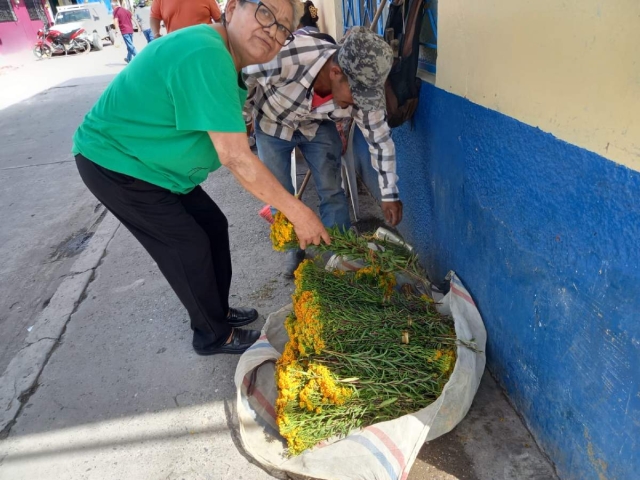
[[255, 121, 351, 231], [122, 33, 137, 62], [143, 29, 154, 43]]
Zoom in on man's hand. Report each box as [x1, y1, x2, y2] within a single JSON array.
[[290, 207, 331, 250], [150, 17, 162, 38], [381, 200, 403, 227]]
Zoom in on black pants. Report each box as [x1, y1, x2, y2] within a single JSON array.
[[75, 154, 231, 348]]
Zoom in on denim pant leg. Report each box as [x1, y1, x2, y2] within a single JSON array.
[[254, 128, 296, 217], [122, 33, 137, 61], [143, 29, 154, 43], [298, 121, 351, 230]]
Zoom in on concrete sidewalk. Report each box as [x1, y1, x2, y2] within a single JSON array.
[[0, 164, 557, 479]]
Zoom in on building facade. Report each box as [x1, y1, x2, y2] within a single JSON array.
[[348, 1, 639, 479], [0, 0, 114, 56], [0, 0, 50, 55]]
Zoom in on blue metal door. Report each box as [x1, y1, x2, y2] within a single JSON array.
[[341, 0, 385, 35]]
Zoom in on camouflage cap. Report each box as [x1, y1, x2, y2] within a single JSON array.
[[336, 27, 393, 111]]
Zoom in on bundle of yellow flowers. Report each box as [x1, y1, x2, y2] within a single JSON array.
[[270, 212, 298, 252], [274, 229, 458, 456]]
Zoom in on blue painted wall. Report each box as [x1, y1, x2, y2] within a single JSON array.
[[354, 82, 640, 480]]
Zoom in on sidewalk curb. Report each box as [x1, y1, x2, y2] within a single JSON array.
[[0, 213, 120, 435]]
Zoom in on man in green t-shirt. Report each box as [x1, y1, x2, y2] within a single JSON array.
[[73, 0, 328, 356]]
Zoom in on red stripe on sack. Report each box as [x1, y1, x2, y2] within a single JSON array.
[[365, 426, 406, 476], [450, 283, 476, 306], [242, 377, 277, 420], [340, 259, 361, 271]]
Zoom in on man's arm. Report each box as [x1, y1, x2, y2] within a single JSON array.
[[353, 108, 403, 226], [150, 17, 162, 37], [243, 84, 256, 137], [242, 72, 259, 126], [209, 0, 222, 22], [150, 0, 163, 37], [132, 12, 143, 33], [209, 131, 330, 249]]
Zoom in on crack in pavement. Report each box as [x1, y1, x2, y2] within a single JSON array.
[[0, 160, 75, 171], [173, 391, 190, 408], [0, 219, 119, 440], [25, 337, 60, 346]]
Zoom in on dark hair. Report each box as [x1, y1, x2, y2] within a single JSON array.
[[299, 1, 319, 28]]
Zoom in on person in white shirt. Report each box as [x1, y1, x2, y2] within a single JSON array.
[[135, 0, 154, 43]]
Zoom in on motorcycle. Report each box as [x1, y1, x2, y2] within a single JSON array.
[[33, 24, 92, 59]]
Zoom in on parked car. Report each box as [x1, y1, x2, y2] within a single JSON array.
[[54, 4, 115, 50]]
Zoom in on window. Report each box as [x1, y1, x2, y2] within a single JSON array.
[[418, 0, 437, 78], [0, 0, 17, 23], [24, 0, 47, 22], [54, 8, 91, 25]]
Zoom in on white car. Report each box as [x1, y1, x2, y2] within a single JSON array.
[[54, 4, 116, 50]]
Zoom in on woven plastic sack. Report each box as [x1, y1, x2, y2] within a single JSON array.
[[234, 272, 486, 480]]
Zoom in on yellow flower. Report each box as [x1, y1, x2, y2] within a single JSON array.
[[291, 290, 325, 356], [270, 212, 297, 252], [354, 265, 396, 299], [293, 259, 312, 290], [420, 293, 434, 303], [308, 363, 353, 406]]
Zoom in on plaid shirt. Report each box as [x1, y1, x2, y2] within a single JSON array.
[[242, 35, 399, 201]]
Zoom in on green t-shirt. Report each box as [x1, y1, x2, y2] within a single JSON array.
[[72, 25, 247, 194]]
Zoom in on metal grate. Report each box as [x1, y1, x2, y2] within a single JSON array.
[[24, 0, 47, 22], [341, 0, 385, 35], [0, 0, 17, 23]]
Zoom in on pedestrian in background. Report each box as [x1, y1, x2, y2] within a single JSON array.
[[296, 0, 319, 34], [112, 2, 140, 64], [150, 0, 222, 38], [294, 1, 335, 43], [136, 0, 154, 43]]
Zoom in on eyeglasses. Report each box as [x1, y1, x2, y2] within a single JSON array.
[[245, 0, 294, 46]]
